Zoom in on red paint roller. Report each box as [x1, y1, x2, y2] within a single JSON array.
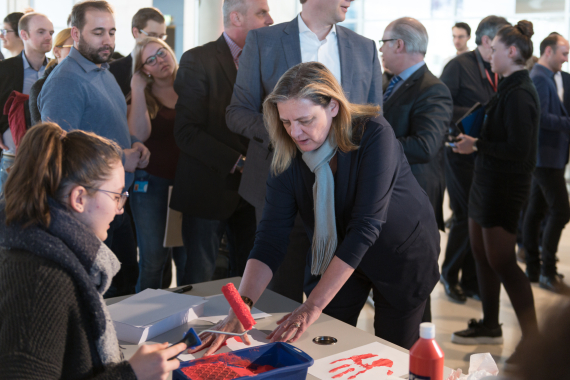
[[222, 283, 256, 330]]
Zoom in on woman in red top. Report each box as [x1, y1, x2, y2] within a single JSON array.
[[128, 37, 185, 291]]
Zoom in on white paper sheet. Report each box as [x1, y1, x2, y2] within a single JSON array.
[[108, 289, 206, 327], [196, 294, 271, 324], [176, 329, 268, 362], [308, 342, 410, 380]]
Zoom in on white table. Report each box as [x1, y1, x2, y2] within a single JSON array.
[[107, 277, 452, 379]]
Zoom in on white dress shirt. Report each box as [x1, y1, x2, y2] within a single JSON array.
[[554, 71, 564, 103], [298, 13, 342, 84]]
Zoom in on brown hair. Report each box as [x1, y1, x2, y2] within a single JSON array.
[[4, 123, 122, 228], [263, 62, 380, 175], [71, 0, 114, 32], [300, 0, 308, 3], [4, 12, 24, 37], [128, 37, 178, 119], [496, 20, 534, 65], [18, 12, 47, 34], [47, 28, 72, 70], [131, 7, 164, 35]]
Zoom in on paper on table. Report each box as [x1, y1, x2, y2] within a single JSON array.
[[176, 329, 268, 362], [196, 294, 270, 324], [108, 289, 206, 327], [308, 342, 410, 380]]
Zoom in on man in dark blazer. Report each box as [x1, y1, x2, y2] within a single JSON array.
[[109, 7, 166, 97], [226, 0, 382, 302], [380, 17, 452, 232], [524, 34, 570, 293], [0, 12, 52, 192], [171, 0, 273, 285]]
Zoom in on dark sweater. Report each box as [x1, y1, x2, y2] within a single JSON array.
[[29, 63, 56, 126], [476, 69, 540, 174]]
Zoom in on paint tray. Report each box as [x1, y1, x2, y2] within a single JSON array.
[[173, 342, 314, 380]]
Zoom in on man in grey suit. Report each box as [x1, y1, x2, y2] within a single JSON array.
[[226, 0, 382, 302]]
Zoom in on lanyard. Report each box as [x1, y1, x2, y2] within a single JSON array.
[[485, 69, 498, 92]]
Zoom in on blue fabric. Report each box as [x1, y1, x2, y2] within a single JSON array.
[[383, 75, 402, 103], [21, 51, 46, 95], [0, 154, 14, 195], [390, 61, 425, 96], [37, 47, 137, 188], [131, 170, 186, 292], [249, 117, 441, 311], [529, 63, 570, 169]]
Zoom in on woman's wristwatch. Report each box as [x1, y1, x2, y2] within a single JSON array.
[[473, 138, 479, 152], [241, 295, 254, 309]]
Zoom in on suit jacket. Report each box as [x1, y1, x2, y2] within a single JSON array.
[[529, 64, 570, 169], [109, 54, 133, 97], [0, 54, 25, 135], [383, 64, 452, 231], [250, 118, 440, 311], [170, 34, 249, 220], [226, 17, 383, 210], [562, 71, 570, 112]]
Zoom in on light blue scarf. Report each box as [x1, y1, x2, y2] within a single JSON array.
[[302, 133, 338, 275]]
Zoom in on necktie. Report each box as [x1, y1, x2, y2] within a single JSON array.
[[383, 75, 402, 103]]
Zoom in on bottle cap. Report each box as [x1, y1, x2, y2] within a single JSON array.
[[419, 322, 435, 339]]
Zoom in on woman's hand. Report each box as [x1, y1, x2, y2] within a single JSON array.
[[266, 300, 322, 343], [452, 133, 477, 154], [131, 71, 148, 93], [190, 309, 252, 357], [128, 342, 186, 380]]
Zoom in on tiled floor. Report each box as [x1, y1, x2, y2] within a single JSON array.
[[356, 194, 570, 373]]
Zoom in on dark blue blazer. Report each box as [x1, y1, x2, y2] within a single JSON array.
[[529, 64, 570, 169], [249, 118, 441, 311]]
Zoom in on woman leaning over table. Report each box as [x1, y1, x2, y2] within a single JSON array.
[[190, 61, 441, 354], [127, 37, 185, 292], [451, 21, 539, 363], [0, 123, 186, 379]]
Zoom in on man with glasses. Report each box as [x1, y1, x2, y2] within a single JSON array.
[[0, 12, 53, 193], [110, 7, 166, 97], [38, 0, 150, 298]]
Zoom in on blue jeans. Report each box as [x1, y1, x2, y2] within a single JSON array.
[[0, 154, 15, 196], [181, 198, 256, 285], [131, 170, 186, 292]]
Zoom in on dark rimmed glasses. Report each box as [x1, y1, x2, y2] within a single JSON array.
[[379, 38, 398, 47], [0, 29, 16, 36], [139, 29, 167, 41], [143, 47, 168, 67]]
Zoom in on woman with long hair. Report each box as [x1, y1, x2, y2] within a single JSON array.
[[189, 62, 440, 354], [29, 28, 73, 125], [127, 37, 184, 291], [0, 122, 186, 378], [452, 21, 539, 362]]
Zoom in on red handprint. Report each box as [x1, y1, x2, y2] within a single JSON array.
[[329, 354, 394, 379]]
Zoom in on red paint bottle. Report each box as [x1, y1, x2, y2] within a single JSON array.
[[409, 322, 444, 380]]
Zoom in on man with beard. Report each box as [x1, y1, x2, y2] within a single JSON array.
[[38, 0, 150, 298], [0, 12, 53, 192]]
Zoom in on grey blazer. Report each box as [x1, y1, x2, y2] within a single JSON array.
[[226, 17, 383, 210]]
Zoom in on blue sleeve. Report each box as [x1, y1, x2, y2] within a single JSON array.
[[533, 76, 570, 131], [39, 76, 85, 131], [248, 168, 298, 273], [334, 124, 401, 268]]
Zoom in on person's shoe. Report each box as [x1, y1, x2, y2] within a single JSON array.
[[525, 266, 539, 283], [539, 273, 570, 294], [516, 245, 526, 264], [451, 319, 503, 345], [441, 277, 466, 303]]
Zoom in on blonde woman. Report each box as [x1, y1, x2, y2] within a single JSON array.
[[191, 62, 440, 354], [127, 37, 184, 292], [29, 28, 73, 125]]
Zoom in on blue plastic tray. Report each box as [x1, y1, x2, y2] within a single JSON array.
[[173, 342, 314, 380]]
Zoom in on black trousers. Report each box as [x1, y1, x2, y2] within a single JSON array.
[[103, 212, 139, 298], [311, 267, 426, 350], [442, 149, 478, 291], [523, 167, 570, 275], [256, 209, 309, 304]]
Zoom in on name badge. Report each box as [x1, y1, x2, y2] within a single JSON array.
[[133, 181, 149, 193]]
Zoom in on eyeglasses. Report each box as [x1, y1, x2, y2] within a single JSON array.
[[56, 44, 73, 48], [143, 47, 168, 66], [65, 187, 129, 211], [0, 29, 16, 36], [139, 29, 167, 41], [379, 38, 398, 47]]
